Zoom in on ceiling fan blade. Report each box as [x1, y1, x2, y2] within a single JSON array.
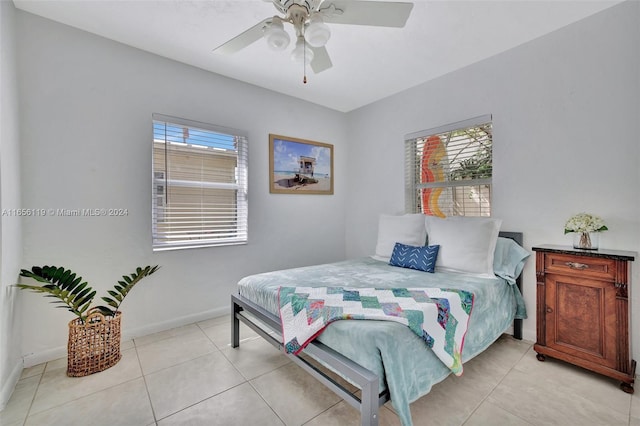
[[310, 46, 333, 73], [213, 18, 271, 55], [320, 1, 413, 28]]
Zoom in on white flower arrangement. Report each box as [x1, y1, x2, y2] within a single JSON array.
[[564, 213, 608, 234]]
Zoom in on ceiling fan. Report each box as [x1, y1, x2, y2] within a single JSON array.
[[213, 0, 414, 77]]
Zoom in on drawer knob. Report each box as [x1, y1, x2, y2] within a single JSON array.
[[546, 307, 553, 313], [565, 261, 589, 270]]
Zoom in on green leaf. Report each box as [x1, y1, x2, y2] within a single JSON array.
[[94, 306, 116, 316], [73, 282, 87, 295], [52, 266, 65, 283], [42, 266, 56, 279], [75, 287, 92, 302], [101, 297, 119, 308], [76, 290, 96, 309], [66, 277, 81, 291], [71, 276, 82, 288], [59, 269, 72, 286]]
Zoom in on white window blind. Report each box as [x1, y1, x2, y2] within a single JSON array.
[[405, 115, 492, 217], [152, 114, 248, 251]]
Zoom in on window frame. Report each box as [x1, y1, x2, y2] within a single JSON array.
[[151, 113, 248, 251]]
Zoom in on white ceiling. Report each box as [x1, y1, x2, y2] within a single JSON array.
[[13, 0, 623, 112]]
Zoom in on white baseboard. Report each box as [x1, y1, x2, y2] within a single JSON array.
[[122, 307, 228, 341], [0, 358, 24, 411], [22, 345, 67, 369], [22, 307, 228, 368]]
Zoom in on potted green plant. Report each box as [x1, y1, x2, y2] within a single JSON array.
[[16, 265, 159, 376]]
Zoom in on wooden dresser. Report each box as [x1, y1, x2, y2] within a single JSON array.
[[532, 245, 636, 393]]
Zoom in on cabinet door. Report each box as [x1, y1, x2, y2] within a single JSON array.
[[545, 273, 617, 369]]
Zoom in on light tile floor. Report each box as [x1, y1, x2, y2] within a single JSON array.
[[2, 315, 639, 426]]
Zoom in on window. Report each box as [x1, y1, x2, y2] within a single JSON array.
[[152, 114, 248, 251], [405, 115, 492, 217]]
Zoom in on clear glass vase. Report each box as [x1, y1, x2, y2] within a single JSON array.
[[573, 231, 599, 250]]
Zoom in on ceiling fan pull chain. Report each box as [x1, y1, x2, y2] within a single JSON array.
[[303, 37, 308, 84]]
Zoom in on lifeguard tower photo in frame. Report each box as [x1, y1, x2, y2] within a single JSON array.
[[269, 134, 334, 195]]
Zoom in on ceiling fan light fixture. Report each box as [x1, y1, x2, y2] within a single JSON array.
[[305, 15, 330, 47], [263, 18, 290, 51], [290, 36, 314, 65]]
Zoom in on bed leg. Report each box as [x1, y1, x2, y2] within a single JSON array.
[[232, 298, 241, 348], [513, 318, 523, 340], [360, 378, 379, 426]]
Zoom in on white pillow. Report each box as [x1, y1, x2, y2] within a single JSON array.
[[424, 216, 502, 276], [373, 214, 427, 262]]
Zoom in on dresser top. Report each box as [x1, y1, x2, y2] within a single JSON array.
[[532, 244, 636, 261]]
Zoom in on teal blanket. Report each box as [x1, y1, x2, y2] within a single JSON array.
[[238, 257, 525, 426], [279, 286, 474, 376]]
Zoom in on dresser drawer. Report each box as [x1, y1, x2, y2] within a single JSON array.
[[544, 253, 616, 281]]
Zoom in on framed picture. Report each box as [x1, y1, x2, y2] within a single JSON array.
[[269, 134, 334, 195]]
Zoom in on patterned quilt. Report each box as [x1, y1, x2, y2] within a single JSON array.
[[278, 286, 474, 376]]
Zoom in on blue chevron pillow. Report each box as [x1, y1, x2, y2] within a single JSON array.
[[389, 243, 440, 273]]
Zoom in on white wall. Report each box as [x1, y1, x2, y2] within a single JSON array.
[[345, 1, 640, 349], [16, 11, 347, 365], [0, 0, 24, 409]]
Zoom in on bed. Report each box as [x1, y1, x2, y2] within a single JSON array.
[[231, 215, 529, 426]]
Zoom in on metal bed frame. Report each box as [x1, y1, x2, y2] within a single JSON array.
[[231, 231, 524, 426]]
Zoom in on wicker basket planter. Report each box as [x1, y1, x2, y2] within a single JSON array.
[[16, 264, 159, 378], [67, 308, 122, 377]]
